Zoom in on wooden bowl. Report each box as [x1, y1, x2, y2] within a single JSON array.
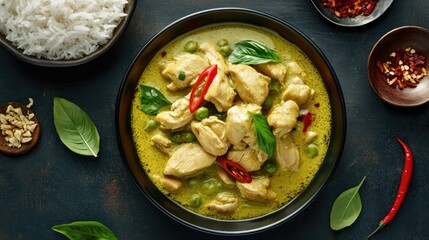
[[0, 102, 40, 155], [368, 26, 429, 107], [0, 0, 136, 67]]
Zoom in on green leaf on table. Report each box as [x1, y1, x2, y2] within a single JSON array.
[[53, 97, 100, 157], [227, 40, 281, 65], [330, 176, 366, 231], [139, 85, 171, 116], [248, 112, 276, 158], [52, 221, 117, 240]]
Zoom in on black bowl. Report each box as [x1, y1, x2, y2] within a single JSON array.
[[116, 7, 346, 235]]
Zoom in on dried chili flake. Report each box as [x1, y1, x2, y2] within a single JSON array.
[[299, 112, 313, 132], [377, 47, 427, 90], [321, 0, 378, 18]]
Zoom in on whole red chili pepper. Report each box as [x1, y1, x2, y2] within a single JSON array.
[[216, 156, 252, 183], [189, 64, 217, 113], [366, 137, 413, 239]]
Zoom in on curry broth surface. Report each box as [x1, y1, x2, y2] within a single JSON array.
[[131, 24, 331, 219]]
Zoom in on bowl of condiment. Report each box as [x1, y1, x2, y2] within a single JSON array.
[[368, 26, 429, 107], [116, 7, 346, 235], [0, 0, 136, 67]]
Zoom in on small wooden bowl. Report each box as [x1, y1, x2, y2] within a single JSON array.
[[368, 26, 429, 107], [0, 102, 40, 155]]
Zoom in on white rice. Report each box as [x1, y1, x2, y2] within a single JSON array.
[[0, 0, 128, 60]]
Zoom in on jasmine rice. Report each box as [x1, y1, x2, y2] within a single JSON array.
[[0, 0, 128, 60]]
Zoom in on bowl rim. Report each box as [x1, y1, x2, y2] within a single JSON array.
[[0, 0, 137, 67], [116, 7, 346, 235], [367, 25, 429, 107]]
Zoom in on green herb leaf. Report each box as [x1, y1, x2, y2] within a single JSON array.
[[139, 85, 171, 116], [330, 176, 366, 231], [52, 221, 117, 240], [227, 40, 281, 65], [53, 97, 100, 157], [248, 112, 276, 158]]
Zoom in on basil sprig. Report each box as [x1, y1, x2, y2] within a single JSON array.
[[52, 221, 117, 240], [139, 85, 171, 116], [248, 112, 276, 158], [227, 40, 281, 65], [330, 177, 366, 230], [53, 97, 100, 157]]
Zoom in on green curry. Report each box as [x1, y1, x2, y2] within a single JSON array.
[[131, 24, 331, 220]]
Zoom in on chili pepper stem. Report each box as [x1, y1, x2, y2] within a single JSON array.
[[366, 222, 385, 239]]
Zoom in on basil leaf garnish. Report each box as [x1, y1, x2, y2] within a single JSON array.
[[52, 221, 117, 240], [330, 177, 366, 231], [139, 85, 171, 116], [248, 112, 276, 158], [227, 40, 281, 65], [53, 97, 100, 157]]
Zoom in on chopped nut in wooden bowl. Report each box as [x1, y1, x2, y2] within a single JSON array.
[[0, 101, 40, 155]]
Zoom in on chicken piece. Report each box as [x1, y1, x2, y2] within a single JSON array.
[[155, 96, 193, 130], [200, 43, 236, 112], [154, 175, 182, 193], [227, 147, 268, 172], [191, 116, 229, 156], [151, 133, 172, 156], [229, 64, 271, 106], [282, 83, 315, 106], [267, 100, 299, 138], [253, 62, 288, 84], [160, 53, 209, 91], [206, 192, 238, 214], [217, 168, 236, 188], [274, 134, 300, 171], [225, 104, 261, 147], [286, 61, 305, 76], [236, 176, 277, 203], [164, 143, 216, 178]]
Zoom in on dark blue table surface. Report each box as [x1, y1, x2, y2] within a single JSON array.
[[1, 1, 428, 239]]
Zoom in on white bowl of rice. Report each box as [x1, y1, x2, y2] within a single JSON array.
[[0, 0, 136, 67]]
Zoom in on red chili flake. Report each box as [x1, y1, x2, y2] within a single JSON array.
[[321, 0, 379, 18], [314, 103, 320, 108], [376, 47, 427, 90], [299, 112, 313, 132], [160, 51, 167, 57]]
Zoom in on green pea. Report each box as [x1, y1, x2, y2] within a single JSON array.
[[182, 132, 196, 143], [188, 178, 198, 189], [263, 160, 278, 175], [184, 40, 198, 53], [201, 178, 222, 196], [189, 194, 203, 208], [262, 96, 273, 110], [195, 107, 209, 120], [144, 119, 157, 132], [307, 143, 319, 158], [219, 46, 232, 57], [170, 133, 182, 144], [217, 39, 228, 47]]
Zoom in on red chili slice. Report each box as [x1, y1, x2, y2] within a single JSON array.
[[189, 64, 218, 113], [216, 156, 252, 183]]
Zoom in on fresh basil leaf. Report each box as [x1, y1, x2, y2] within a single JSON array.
[[330, 177, 366, 231], [139, 85, 171, 116], [227, 40, 281, 65], [53, 97, 100, 157], [52, 221, 117, 240], [248, 112, 276, 158]]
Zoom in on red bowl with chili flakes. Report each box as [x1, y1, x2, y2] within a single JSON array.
[[368, 26, 429, 107]]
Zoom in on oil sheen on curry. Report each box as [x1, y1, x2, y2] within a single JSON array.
[[131, 24, 331, 220]]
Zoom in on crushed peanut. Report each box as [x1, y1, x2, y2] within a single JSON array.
[[1, 99, 38, 148]]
